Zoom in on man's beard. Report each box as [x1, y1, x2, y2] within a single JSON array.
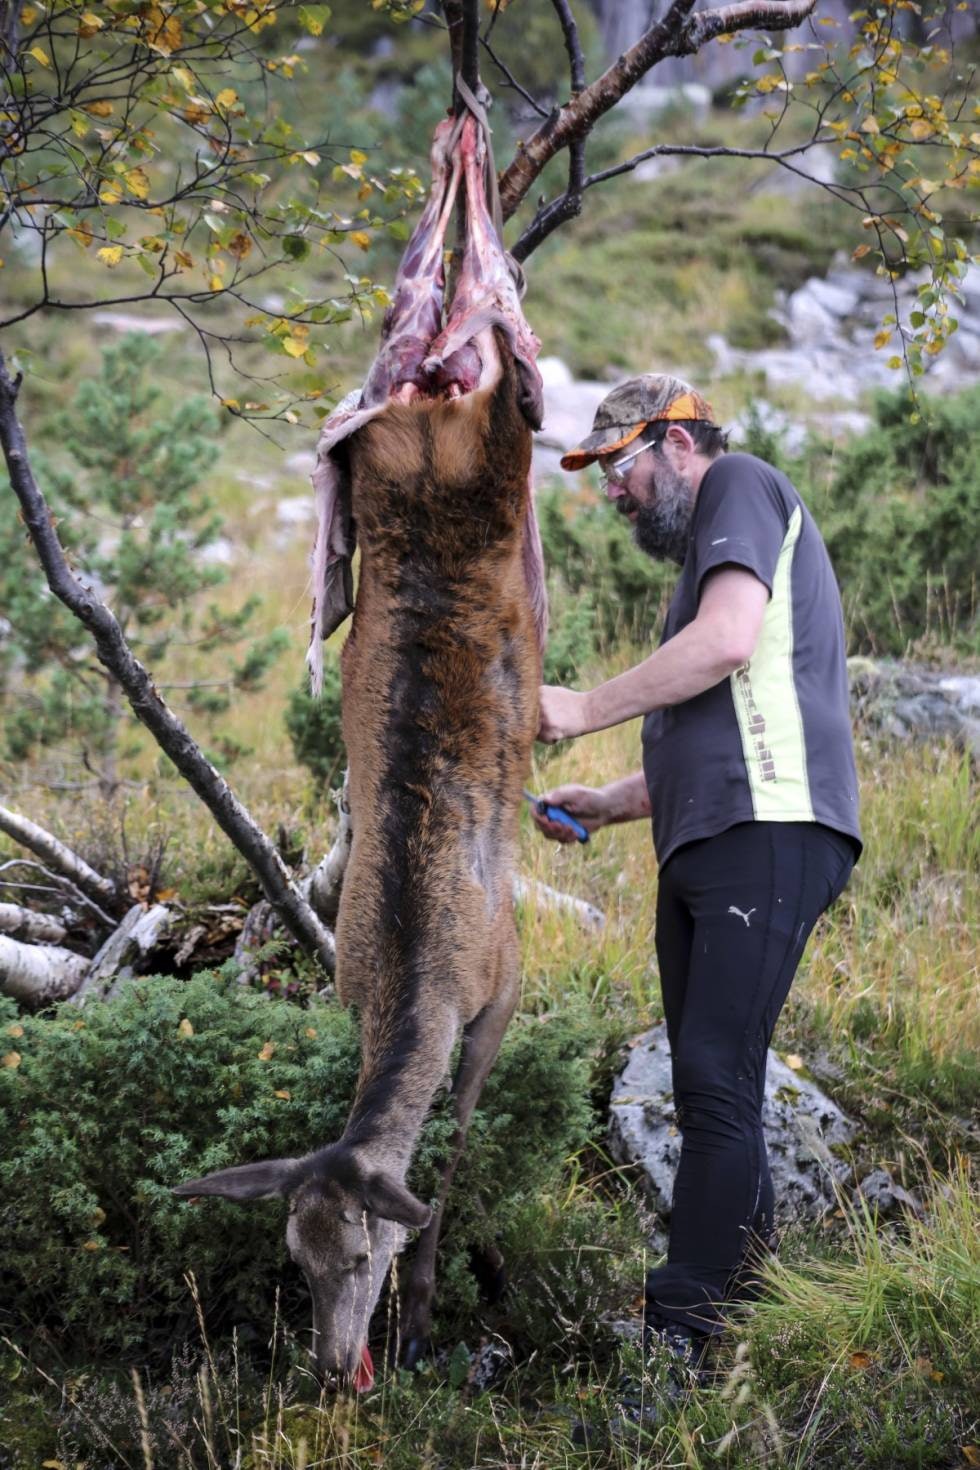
[[617, 460, 694, 566]]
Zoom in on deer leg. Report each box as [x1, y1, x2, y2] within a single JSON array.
[[399, 977, 518, 1367]]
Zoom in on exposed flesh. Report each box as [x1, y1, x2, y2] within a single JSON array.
[[308, 108, 547, 690]]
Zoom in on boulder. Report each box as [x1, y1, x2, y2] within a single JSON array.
[[853, 1168, 922, 1220], [849, 660, 980, 761], [608, 1022, 855, 1252]]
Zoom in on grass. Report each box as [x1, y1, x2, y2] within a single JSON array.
[[1, 655, 977, 1467], [1, 46, 978, 1466], [3, 1162, 976, 1467]]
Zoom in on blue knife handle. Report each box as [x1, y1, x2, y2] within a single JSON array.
[[537, 801, 589, 843]]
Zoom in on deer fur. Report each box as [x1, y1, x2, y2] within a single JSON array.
[[174, 333, 540, 1383]]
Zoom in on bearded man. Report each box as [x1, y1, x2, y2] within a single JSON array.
[[532, 374, 861, 1370]]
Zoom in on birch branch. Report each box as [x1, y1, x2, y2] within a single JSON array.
[[0, 803, 116, 910], [498, 0, 817, 230], [306, 774, 352, 927], [0, 349, 336, 976]]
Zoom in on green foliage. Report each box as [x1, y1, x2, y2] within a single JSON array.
[[812, 386, 980, 655], [0, 974, 612, 1363], [760, 385, 980, 655], [284, 659, 345, 789], [537, 481, 675, 653], [0, 335, 284, 784], [541, 578, 598, 688], [539, 385, 980, 663]]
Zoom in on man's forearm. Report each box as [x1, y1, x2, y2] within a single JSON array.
[[601, 770, 651, 823], [584, 616, 743, 734]]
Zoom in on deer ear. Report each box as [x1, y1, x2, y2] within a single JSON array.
[[173, 1158, 299, 1202], [363, 1172, 432, 1229]]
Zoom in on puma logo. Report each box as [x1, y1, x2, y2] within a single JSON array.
[[728, 905, 756, 927]]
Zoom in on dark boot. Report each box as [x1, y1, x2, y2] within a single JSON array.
[[727, 1225, 781, 1303]]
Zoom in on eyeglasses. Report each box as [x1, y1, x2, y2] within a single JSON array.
[[600, 434, 661, 485]]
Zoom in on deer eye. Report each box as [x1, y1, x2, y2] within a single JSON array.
[[346, 1253, 369, 1274]]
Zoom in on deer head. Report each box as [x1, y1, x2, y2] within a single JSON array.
[[173, 1143, 431, 1387]]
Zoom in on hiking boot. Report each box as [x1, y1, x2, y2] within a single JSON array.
[[570, 1318, 713, 1447], [728, 1227, 781, 1303]]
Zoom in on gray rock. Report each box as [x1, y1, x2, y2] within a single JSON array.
[[608, 1022, 855, 1251], [805, 275, 863, 320], [850, 658, 980, 759], [853, 1168, 922, 1219], [938, 675, 980, 715], [275, 494, 316, 526]]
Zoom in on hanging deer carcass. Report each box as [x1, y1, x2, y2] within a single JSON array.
[[174, 111, 548, 1388]]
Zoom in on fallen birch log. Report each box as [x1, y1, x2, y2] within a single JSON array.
[[0, 903, 68, 944], [0, 933, 90, 1006], [0, 803, 117, 910], [306, 777, 352, 926], [72, 903, 172, 1006], [513, 875, 605, 930]]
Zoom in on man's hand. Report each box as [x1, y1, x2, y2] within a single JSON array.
[[536, 686, 590, 744], [530, 784, 612, 844]]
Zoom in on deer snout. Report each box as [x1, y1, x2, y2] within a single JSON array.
[[310, 1337, 374, 1393]]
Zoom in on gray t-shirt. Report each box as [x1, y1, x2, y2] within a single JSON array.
[[641, 452, 861, 866]]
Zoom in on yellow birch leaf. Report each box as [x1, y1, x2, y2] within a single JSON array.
[[28, 44, 50, 66], [97, 246, 124, 267], [907, 118, 933, 140], [350, 148, 368, 166], [282, 336, 308, 357], [2, 1051, 21, 1068], [349, 230, 371, 250], [274, 1089, 291, 1100], [258, 1041, 275, 1060], [174, 249, 193, 268], [125, 167, 150, 200], [82, 1238, 102, 1251], [85, 100, 114, 118], [785, 1054, 804, 1070], [208, 273, 223, 291], [860, 116, 880, 134], [177, 1018, 194, 1038], [221, 398, 240, 410], [873, 329, 892, 349], [79, 11, 104, 35], [852, 243, 871, 260], [215, 88, 238, 111]]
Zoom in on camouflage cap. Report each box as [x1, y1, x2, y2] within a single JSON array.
[[560, 373, 716, 471]]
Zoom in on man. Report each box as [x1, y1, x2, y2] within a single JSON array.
[[532, 374, 861, 1370]]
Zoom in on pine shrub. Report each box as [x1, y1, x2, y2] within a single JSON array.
[[0, 972, 610, 1362]]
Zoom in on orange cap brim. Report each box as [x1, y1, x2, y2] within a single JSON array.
[[559, 418, 649, 472]]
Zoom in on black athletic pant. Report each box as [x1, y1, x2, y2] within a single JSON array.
[[644, 820, 856, 1338]]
